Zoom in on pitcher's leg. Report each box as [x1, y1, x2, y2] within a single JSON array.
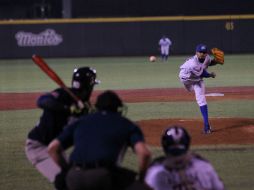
[[193, 82, 211, 133]]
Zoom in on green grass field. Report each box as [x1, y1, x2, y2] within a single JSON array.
[[0, 55, 254, 190]]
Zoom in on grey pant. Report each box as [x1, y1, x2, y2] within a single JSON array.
[[25, 139, 66, 182]]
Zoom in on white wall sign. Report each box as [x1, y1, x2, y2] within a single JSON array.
[[15, 29, 63, 47]]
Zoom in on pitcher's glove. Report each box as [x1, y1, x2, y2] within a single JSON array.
[[211, 48, 224, 65]]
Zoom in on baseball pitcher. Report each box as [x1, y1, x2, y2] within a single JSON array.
[[179, 44, 224, 134]]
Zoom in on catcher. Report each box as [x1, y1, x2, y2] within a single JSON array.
[[179, 44, 224, 134], [145, 125, 225, 190]]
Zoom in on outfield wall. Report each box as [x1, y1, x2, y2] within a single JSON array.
[[0, 15, 254, 58]]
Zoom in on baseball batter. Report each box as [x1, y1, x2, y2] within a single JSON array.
[[159, 35, 172, 61], [25, 67, 99, 185], [179, 44, 216, 134], [145, 125, 225, 190]]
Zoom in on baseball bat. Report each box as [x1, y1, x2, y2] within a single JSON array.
[[32, 54, 84, 108]]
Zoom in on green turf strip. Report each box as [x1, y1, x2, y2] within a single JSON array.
[[1, 55, 254, 92], [127, 100, 254, 120]]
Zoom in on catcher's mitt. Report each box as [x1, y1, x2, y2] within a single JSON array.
[[211, 48, 224, 65]]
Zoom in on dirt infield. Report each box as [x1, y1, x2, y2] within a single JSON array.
[[1, 86, 254, 146], [138, 118, 254, 146]]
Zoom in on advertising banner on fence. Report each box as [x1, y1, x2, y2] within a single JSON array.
[[0, 19, 253, 58]]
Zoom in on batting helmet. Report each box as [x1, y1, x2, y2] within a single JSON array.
[[95, 90, 126, 114], [72, 67, 100, 91], [161, 125, 191, 156]]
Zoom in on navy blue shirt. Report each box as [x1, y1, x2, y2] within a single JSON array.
[[28, 87, 91, 145], [57, 111, 144, 164]]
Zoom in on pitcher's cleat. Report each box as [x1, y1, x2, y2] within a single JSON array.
[[203, 129, 212, 134], [208, 125, 213, 132]]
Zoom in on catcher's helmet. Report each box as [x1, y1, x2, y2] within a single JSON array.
[[72, 67, 100, 90], [95, 90, 126, 114], [161, 125, 191, 156]]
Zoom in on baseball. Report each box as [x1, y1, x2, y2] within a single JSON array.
[[149, 56, 156, 62]]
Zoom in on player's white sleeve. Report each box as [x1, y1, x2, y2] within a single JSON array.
[[180, 60, 202, 80], [194, 160, 225, 190], [167, 39, 172, 46], [202, 55, 212, 69], [190, 64, 203, 77], [208, 166, 225, 190], [145, 165, 172, 190]]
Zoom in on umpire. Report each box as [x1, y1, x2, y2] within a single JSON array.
[[48, 90, 151, 190]]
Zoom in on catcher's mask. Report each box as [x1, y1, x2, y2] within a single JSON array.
[[95, 90, 127, 115], [161, 125, 191, 156], [72, 67, 100, 91]]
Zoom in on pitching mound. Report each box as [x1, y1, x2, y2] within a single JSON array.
[[138, 118, 254, 146]]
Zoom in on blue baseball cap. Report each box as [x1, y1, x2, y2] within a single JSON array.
[[196, 44, 208, 53]]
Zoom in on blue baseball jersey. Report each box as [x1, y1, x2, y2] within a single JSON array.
[[57, 111, 144, 164], [27, 88, 90, 145], [28, 88, 74, 145]]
